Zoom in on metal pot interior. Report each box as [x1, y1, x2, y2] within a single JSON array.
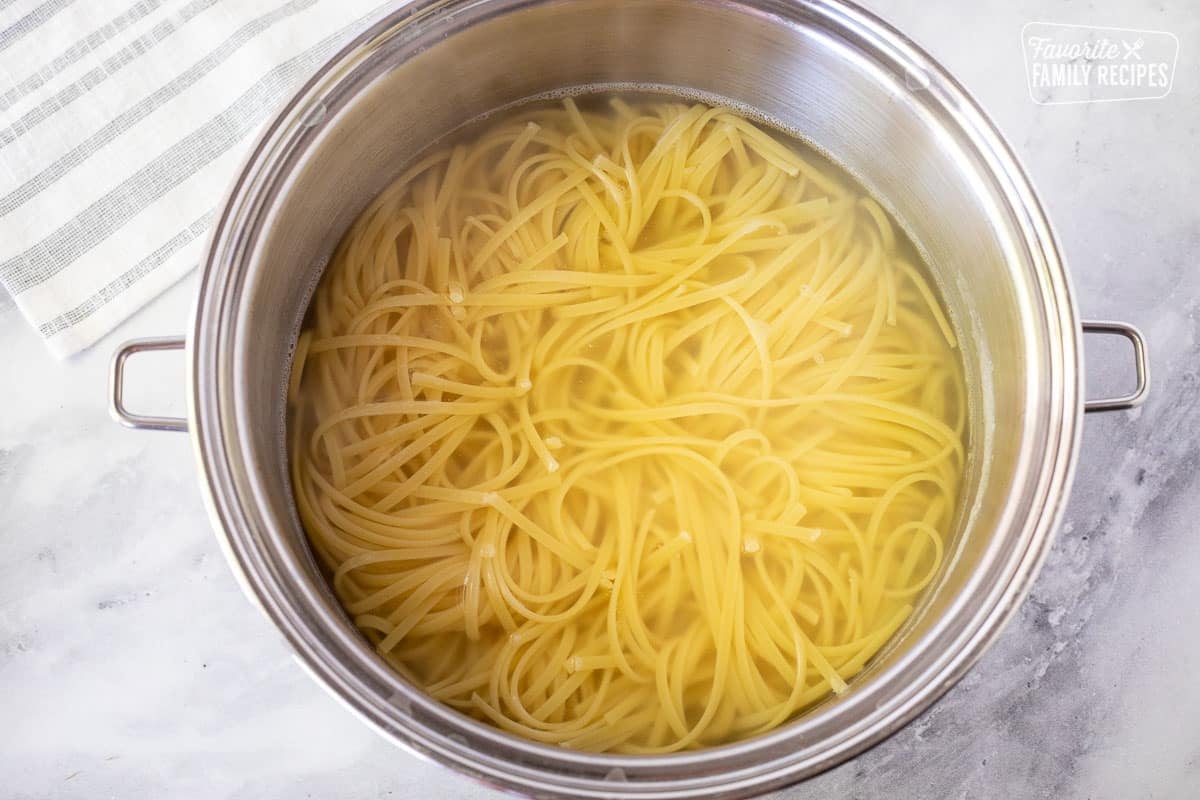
[[196, 0, 1080, 795]]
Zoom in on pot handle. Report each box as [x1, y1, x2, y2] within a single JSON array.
[[105, 325, 1147, 426], [109, 336, 188, 432], [1082, 320, 1150, 413]]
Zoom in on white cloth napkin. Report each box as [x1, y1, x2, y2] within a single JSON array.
[[0, 0, 396, 357]]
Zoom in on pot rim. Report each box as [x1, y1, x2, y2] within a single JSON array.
[[187, 0, 1082, 796]]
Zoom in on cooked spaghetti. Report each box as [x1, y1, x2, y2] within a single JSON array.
[[288, 97, 966, 753]]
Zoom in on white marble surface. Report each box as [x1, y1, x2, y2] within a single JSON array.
[[2, 0, 1198, 797]]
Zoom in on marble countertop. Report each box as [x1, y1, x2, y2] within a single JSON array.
[[3, 0, 1197, 797]]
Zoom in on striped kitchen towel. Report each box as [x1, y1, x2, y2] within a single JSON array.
[[0, 0, 397, 357]]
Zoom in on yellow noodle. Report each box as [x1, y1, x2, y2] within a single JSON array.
[[288, 97, 966, 754]]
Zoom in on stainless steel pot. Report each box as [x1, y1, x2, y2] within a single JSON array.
[[107, 0, 1150, 796]]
